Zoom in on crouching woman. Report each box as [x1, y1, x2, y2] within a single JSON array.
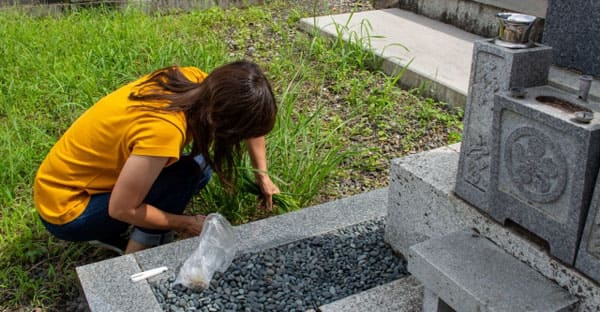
[[34, 60, 280, 254]]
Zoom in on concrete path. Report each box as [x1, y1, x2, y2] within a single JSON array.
[[299, 8, 600, 108], [300, 8, 480, 108]]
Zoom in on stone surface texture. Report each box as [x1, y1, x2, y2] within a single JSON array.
[[79, 189, 389, 311], [577, 168, 600, 283], [395, 0, 546, 38], [455, 39, 552, 212], [475, 0, 547, 17], [385, 144, 600, 311], [422, 288, 455, 312], [152, 218, 406, 312], [303, 276, 422, 312], [489, 86, 600, 264], [543, 0, 600, 77], [408, 230, 578, 312], [76, 255, 162, 312]]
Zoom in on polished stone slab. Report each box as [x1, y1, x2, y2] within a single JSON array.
[[409, 230, 578, 312], [76, 255, 162, 312]]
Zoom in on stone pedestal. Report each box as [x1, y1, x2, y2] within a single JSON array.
[[488, 86, 600, 264], [408, 230, 578, 312], [385, 144, 600, 310], [455, 39, 552, 211], [576, 172, 600, 282]]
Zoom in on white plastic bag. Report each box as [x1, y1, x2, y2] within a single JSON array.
[[174, 213, 237, 291]]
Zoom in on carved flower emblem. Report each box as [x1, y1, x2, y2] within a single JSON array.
[[505, 126, 567, 204], [513, 136, 559, 194]]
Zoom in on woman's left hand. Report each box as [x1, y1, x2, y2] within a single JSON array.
[[244, 136, 279, 211], [256, 174, 280, 212]]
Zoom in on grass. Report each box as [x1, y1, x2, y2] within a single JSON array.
[[0, 1, 463, 310]]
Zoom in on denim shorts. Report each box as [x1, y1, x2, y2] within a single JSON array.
[[40, 154, 212, 247]]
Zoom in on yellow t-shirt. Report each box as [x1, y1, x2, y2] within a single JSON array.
[[34, 67, 208, 225]]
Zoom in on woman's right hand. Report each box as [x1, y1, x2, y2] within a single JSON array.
[[182, 214, 206, 236]]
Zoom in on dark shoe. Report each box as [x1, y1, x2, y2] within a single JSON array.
[[89, 233, 129, 255]]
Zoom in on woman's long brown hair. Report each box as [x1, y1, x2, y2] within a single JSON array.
[[129, 61, 277, 189]]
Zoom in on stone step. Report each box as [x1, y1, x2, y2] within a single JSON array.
[[317, 276, 424, 312], [384, 144, 600, 310], [77, 188, 389, 311], [299, 8, 479, 108], [298, 9, 600, 109], [408, 230, 577, 312]]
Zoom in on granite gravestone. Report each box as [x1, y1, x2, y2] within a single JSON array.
[[455, 3, 600, 279], [489, 86, 600, 265], [543, 0, 600, 77], [454, 39, 552, 211]]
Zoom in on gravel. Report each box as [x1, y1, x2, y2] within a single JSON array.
[[151, 219, 407, 312]]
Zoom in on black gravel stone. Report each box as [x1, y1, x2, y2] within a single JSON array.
[[151, 218, 407, 311]]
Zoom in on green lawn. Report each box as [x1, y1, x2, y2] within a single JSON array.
[[0, 2, 462, 310]]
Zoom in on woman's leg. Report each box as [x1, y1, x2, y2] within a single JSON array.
[[128, 154, 212, 248], [40, 193, 130, 244], [40, 154, 211, 253]]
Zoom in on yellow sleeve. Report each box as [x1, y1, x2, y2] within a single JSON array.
[[127, 115, 185, 165]]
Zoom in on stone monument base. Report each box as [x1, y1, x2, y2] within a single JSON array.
[[385, 143, 600, 310], [409, 230, 577, 311]]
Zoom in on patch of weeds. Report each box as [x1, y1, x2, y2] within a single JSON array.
[[399, 95, 463, 151], [0, 1, 464, 310], [189, 69, 351, 222]]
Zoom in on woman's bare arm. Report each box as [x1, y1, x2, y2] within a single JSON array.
[[245, 136, 280, 211], [108, 155, 203, 236]]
